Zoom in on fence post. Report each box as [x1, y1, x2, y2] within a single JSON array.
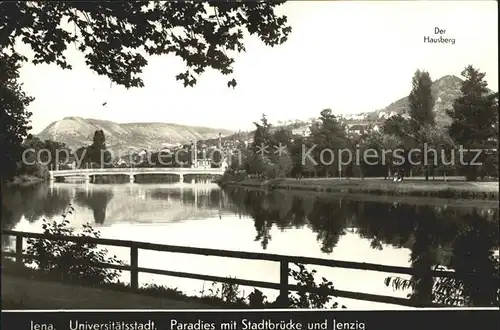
[[130, 246, 138, 289], [278, 260, 289, 308], [15, 234, 23, 265]]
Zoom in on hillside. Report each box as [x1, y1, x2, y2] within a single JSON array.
[[36, 117, 234, 153], [361, 75, 464, 126], [259, 75, 468, 136], [36, 75, 479, 151]]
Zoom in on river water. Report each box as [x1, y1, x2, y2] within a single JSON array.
[[1, 182, 498, 309]]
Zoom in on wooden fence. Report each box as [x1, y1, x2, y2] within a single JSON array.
[[1, 229, 467, 308]]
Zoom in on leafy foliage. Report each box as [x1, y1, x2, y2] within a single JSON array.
[[384, 209, 500, 307], [25, 205, 124, 285], [198, 263, 345, 309], [22, 135, 72, 168], [1, 1, 291, 88], [199, 278, 247, 307], [252, 114, 273, 154], [288, 263, 346, 309], [408, 70, 436, 128], [384, 260, 499, 307], [384, 268, 467, 306], [248, 288, 267, 308], [384, 276, 415, 292], [272, 153, 293, 178], [309, 109, 349, 177], [227, 109, 352, 180], [16, 162, 50, 181], [447, 66, 499, 181], [380, 70, 438, 180], [88, 130, 112, 165], [76, 130, 112, 167], [0, 53, 34, 181]]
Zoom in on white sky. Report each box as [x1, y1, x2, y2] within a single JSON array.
[[18, 0, 498, 134]]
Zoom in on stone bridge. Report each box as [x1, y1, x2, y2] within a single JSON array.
[[49, 167, 225, 183]]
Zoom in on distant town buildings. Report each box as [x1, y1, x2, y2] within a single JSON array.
[[343, 121, 381, 136], [377, 110, 410, 120], [339, 113, 367, 121], [187, 133, 232, 169], [109, 117, 388, 168], [195, 158, 211, 168]]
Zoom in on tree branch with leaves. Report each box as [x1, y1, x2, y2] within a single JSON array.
[[1, 1, 291, 88]]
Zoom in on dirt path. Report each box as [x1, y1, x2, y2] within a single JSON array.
[[2, 275, 216, 310]]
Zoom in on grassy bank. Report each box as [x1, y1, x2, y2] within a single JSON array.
[[221, 178, 499, 200], [1, 258, 247, 310], [2, 275, 217, 310]]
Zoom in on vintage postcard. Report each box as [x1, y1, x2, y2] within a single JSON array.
[[1, 0, 498, 319]]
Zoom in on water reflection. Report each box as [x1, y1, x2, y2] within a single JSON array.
[[1, 184, 71, 229], [74, 190, 114, 224], [1, 183, 498, 308], [224, 188, 499, 306], [224, 188, 498, 254]]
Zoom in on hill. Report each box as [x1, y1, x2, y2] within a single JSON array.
[[252, 75, 468, 137], [36, 117, 234, 153], [360, 75, 464, 126], [36, 75, 484, 152]]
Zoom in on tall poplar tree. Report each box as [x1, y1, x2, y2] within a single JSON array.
[[408, 70, 436, 180], [88, 130, 111, 166], [409, 70, 436, 128]]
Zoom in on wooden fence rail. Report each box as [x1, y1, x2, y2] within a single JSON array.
[[0, 229, 471, 308]]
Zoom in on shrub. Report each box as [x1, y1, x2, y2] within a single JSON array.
[[384, 258, 500, 307], [199, 263, 345, 309], [288, 263, 346, 309], [17, 162, 50, 180], [25, 204, 124, 285]]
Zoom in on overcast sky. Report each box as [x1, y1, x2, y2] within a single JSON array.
[[18, 0, 498, 134]]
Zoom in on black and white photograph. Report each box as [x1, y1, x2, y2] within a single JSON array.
[[1, 0, 499, 318]]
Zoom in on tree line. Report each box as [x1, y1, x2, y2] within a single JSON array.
[[1, 7, 497, 184], [222, 66, 498, 182], [2, 4, 496, 183], [1, 2, 289, 183], [17, 129, 112, 175], [3, 65, 498, 183]]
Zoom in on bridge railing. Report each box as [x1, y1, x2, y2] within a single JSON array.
[[50, 167, 225, 174], [1, 229, 469, 308]]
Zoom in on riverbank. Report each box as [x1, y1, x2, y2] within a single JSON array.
[[2, 275, 218, 310], [6, 175, 46, 187], [1, 259, 244, 309], [220, 178, 499, 200]]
